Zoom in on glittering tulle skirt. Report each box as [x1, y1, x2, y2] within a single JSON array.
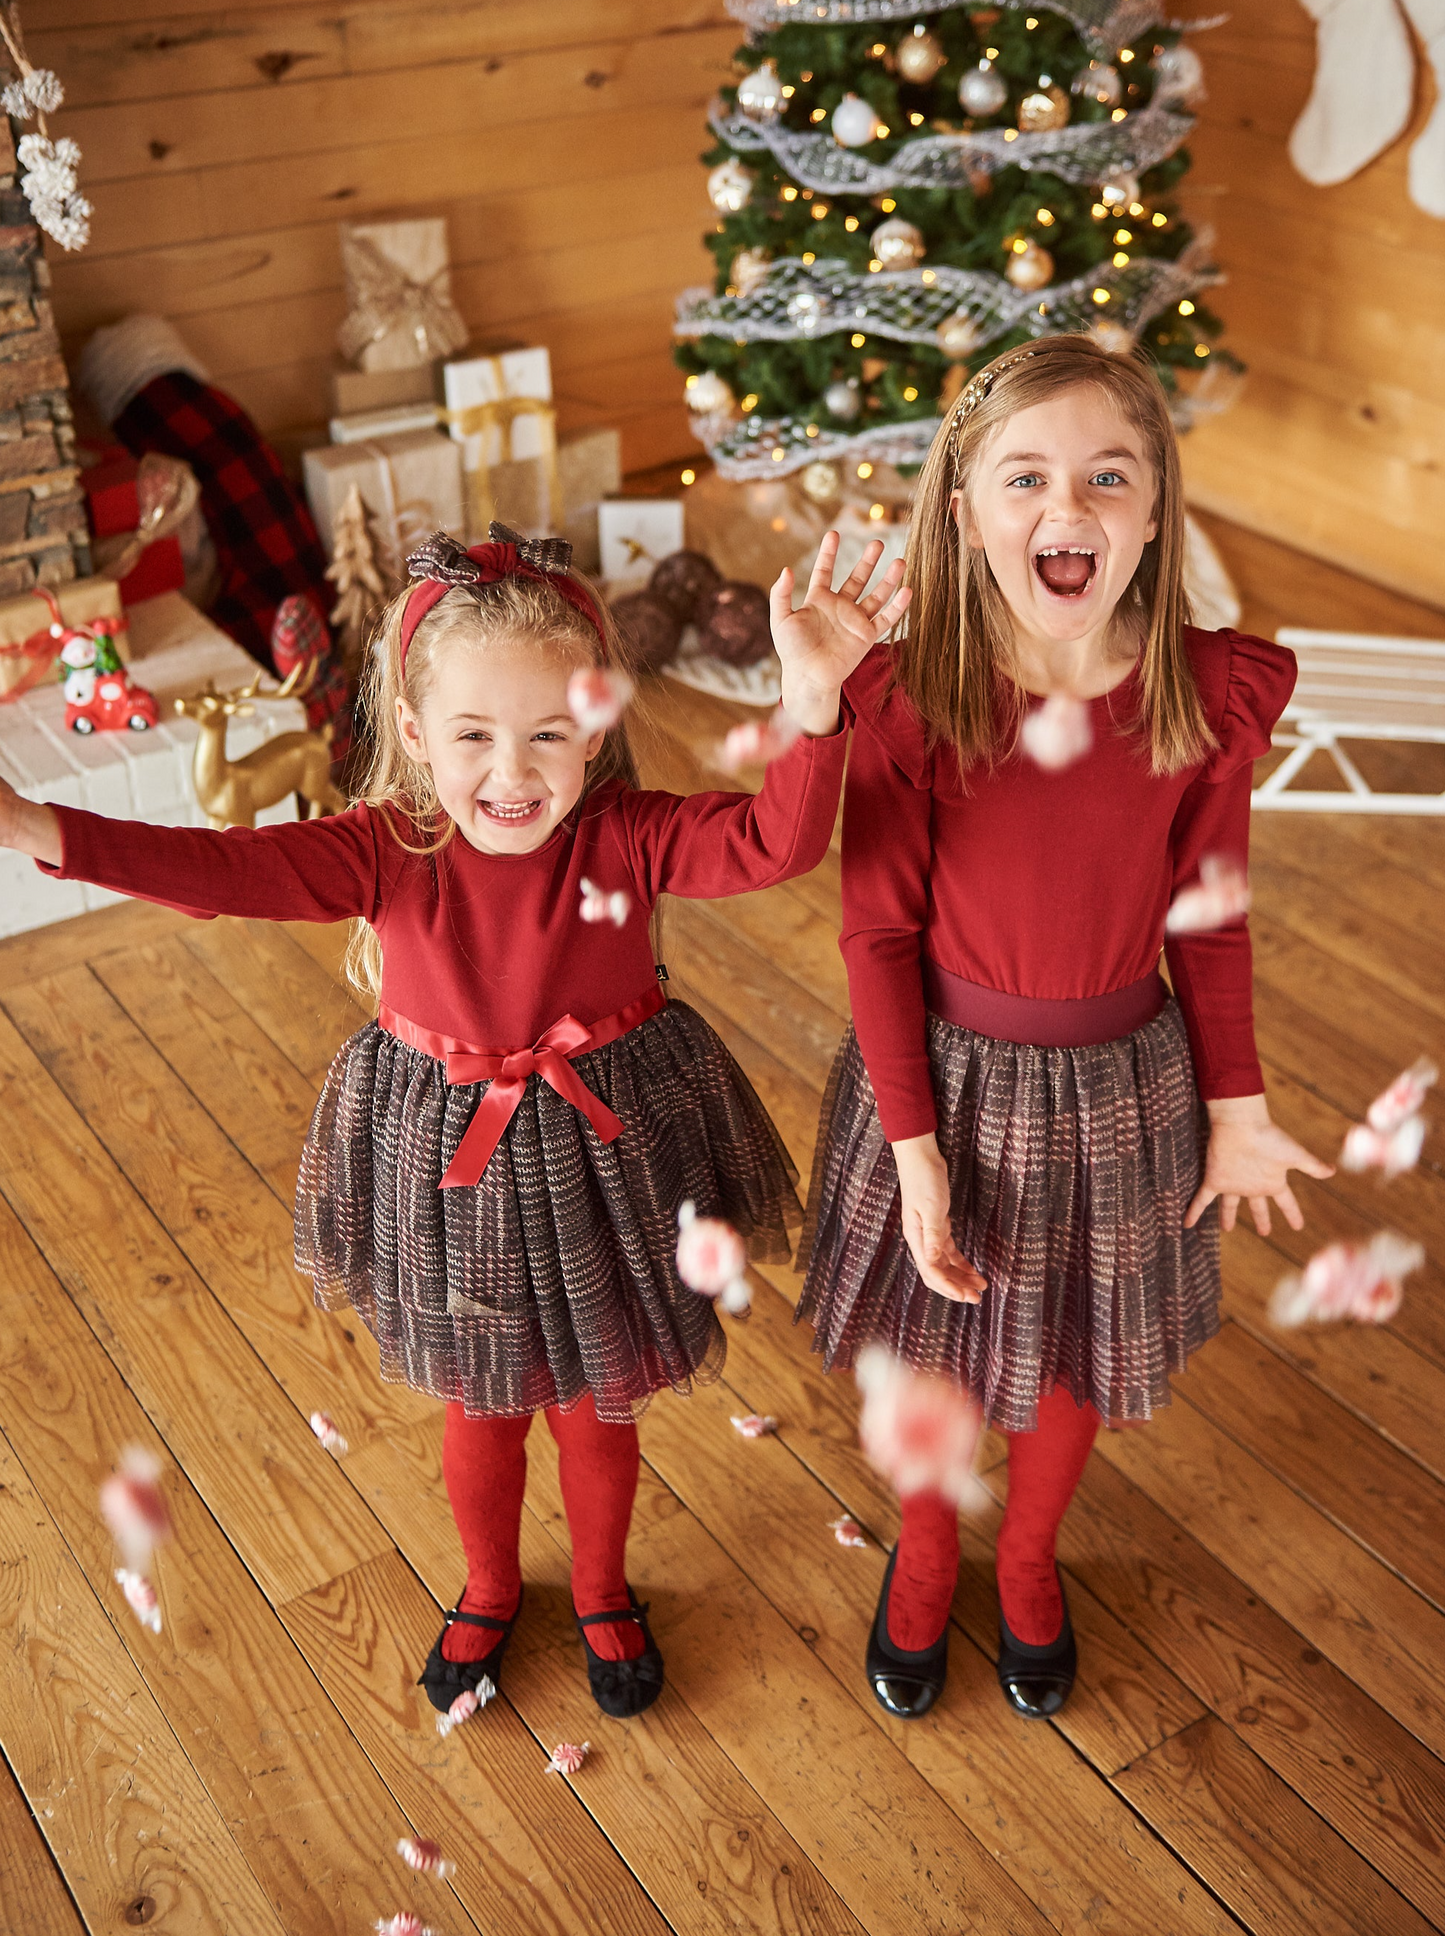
[[796, 998, 1219, 1431], [294, 1001, 800, 1423]]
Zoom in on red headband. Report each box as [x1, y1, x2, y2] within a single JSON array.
[[398, 528, 606, 676]]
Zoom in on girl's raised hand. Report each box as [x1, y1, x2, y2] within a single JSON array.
[[770, 532, 911, 737], [1184, 1093, 1335, 1236]]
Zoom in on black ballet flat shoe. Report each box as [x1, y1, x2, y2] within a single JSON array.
[[576, 1588, 665, 1719], [866, 1547, 949, 1720], [996, 1573, 1076, 1719], [417, 1586, 523, 1715]]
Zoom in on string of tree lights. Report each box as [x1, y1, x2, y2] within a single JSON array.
[[673, 0, 1241, 488]]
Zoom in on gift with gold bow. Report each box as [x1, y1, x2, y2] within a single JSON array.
[[440, 345, 561, 541], [337, 219, 469, 374]]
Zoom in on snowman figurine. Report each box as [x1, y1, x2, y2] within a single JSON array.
[[60, 632, 98, 708]]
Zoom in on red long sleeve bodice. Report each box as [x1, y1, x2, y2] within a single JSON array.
[[43, 729, 847, 1050], [840, 628, 1296, 1141]]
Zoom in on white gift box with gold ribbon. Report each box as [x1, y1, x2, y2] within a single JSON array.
[[441, 347, 560, 539]]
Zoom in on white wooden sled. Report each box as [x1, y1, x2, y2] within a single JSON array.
[[1253, 629, 1445, 815]]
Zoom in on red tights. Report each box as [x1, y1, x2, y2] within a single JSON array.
[[440, 1395, 643, 1665], [886, 1384, 1100, 1652]]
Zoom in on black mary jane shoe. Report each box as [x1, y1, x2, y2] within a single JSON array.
[[866, 1547, 949, 1720], [576, 1588, 665, 1719], [996, 1572, 1076, 1719], [417, 1587, 523, 1715]]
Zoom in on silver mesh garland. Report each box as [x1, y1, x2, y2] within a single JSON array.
[[686, 239, 1222, 478], [726, 0, 1167, 56], [709, 95, 1192, 193], [676, 242, 1217, 351]]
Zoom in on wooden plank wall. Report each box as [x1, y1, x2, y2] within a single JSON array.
[[28, 0, 738, 473], [1175, 1, 1445, 611], [26, 1, 1445, 609]]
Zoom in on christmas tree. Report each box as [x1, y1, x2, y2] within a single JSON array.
[[674, 1, 1235, 489]]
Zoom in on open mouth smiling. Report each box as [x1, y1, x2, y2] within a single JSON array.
[[1033, 546, 1099, 598], [478, 799, 544, 824]]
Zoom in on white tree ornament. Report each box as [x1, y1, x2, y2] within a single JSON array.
[[1290, 0, 1443, 217]]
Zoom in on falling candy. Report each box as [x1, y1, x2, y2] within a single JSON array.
[[1269, 1230, 1425, 1329], [396, 1837, 454, 1878], [567, 666, 634, 734], [544, 1740, 590, 1775], [1164, 853, 1251, 935], [829, 1514, 868, 1549], [676, 1200, 751, 1315], [731, 1414, 779, 1438], [375, 1917, 433, 1936], [309, 1410, 349, 1457], [116, 1568, 161, 1635], [1366, 1056, 1438, 1135], [1341, 1115, 1427, 1180], [99, 1445, 173, 1575], [435, 1676, 496, 1737], [1019, 692, 1093, 772], [716, 706, 802, 775], [855, 1345, 985, 1507], [579, 876, 632, 928]]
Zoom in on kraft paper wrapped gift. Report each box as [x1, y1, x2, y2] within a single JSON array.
[[0, 576, 126, 699], [330, 360, 438, 419], [337, 219, 468, 375], [303, 430, 465, 579], [440, 347, 558, 538], [558, 427, 622, 574]]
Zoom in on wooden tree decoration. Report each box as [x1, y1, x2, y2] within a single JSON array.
[[325, 482, 389, 673]]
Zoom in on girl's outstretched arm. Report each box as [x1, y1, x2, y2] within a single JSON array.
[[0, 774, 385, 926], [0, 778, 60, 866]]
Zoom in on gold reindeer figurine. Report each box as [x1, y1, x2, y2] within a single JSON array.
[[175, 661, 347, 830]]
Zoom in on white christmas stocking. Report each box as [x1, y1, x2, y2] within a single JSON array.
[[1399, 0, 1445, 215], [1289, 0, 1415, 185]]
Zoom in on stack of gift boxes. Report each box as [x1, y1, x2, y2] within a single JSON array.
[[304, 216, 623, 581]]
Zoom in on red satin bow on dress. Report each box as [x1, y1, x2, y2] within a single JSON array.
[[380, 982, 665, 1188]]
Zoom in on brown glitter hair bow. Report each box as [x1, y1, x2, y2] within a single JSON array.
[[399, 523, 605, 668]]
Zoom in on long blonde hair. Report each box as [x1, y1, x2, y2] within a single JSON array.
[[344, 567, 640, 1004], [898, 334, 1212, 778]]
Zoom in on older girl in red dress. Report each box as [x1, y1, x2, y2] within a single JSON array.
[[0, 524, 908, 1722], [798, 338, 1332, 1721]]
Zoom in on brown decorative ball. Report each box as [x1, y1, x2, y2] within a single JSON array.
[[649, 548, 722, 625], [609, 589, 682, 673], [696, 580, 773, 668]]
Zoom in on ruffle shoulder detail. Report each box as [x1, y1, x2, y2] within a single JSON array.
[[842, 642, 933, 787], [1187, 626, 1297, 784]]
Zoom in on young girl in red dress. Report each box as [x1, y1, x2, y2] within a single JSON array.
[[799, 337, 1333, 1721], [0, 523, 908, 1721]]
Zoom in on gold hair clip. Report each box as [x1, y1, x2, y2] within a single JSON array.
[[950, 346, 1042, 480]]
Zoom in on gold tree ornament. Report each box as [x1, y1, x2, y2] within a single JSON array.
[[896, 26, 946, 84], [1005, 238, 1054, 290], [326, 483, 390, 673], [1018, 80, 1070, 133]]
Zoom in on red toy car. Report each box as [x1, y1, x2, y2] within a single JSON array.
[[64, 659, 161, 735]]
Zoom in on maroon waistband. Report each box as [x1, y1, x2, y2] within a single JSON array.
[[922, 959, 1166, 1049]]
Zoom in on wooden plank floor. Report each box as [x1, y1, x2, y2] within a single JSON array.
[[1, 512, 1443, 1934]]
